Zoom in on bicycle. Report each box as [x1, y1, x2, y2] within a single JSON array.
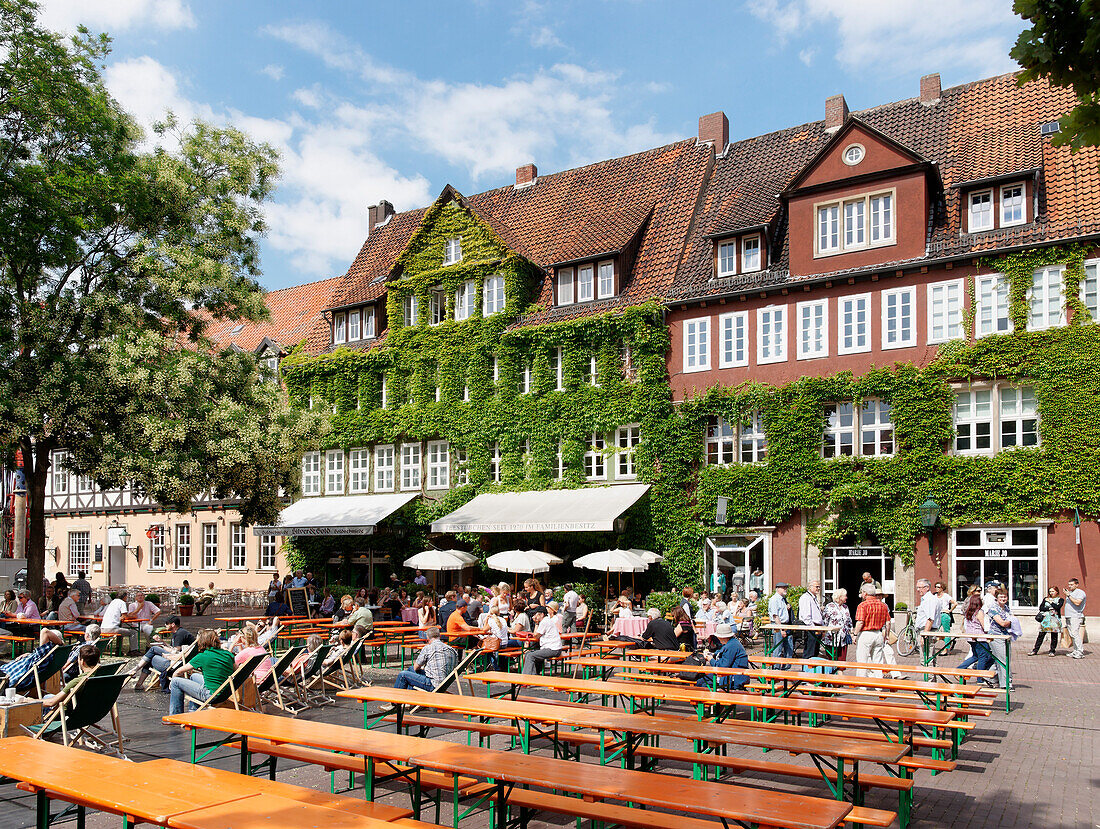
[[894, 609, 918, 657]]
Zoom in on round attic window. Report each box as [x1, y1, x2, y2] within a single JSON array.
[[843, 143, 865, 166]]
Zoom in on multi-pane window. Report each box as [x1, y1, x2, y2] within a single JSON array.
[[175, 524, 191, 569], [882, 287, 916, 349], [149, 525, 165, 570], [363, 307, 376, 338], [52, 451, 69, 494], [577, 265, 594, 302], [822, 403, 856, 458], [706, 414, 766, 464], [818, 204, 840, 253], [375, 445, 395, 491], [616, 425, 640, 479], [705, 417, 735, 465], [718, 311, 748, 368], [838, 293, 871, 354], [454, 448, 469, 486], [817, 191, 894, 254], [400, 443, 421, 491], [403, 294, 419, 326], [348, 309, 361, 341], [859, 400, 894, 456], [1000, 184, 1025, 227], [955, 385, 1040, 453], [976, 274, 1011, 337], [550, 347, 564, 390], [325, 449, 344, 495], [823, 401, 893, 458], [1081, 260, 1099, 321], [68, 531, 89, 576], [794, 300, 825, 360], [586, 354, 598, 386], [928, 279, 964, 343], [556, 269, 574, 305], [1028, 267, 1064, 330], [482, 275, 505, 315], [333, 312, 346, 344], [430, 291, 446, 325], [597, 261, 615, 299], [230, 523, 247, 569], [969, 190, 993, 231], [202, 523, 218, 570], [490, 443, 501, 483], [742, 235, 761, 272], [869, 193, 893, 243], [739, 411, 767, 463], [76, 473, 93, 494], [757, 306, 787, 364], [427, 441, 449, 489], [455, 280, 476, 321], [718, 241, 737, 276], [584, 434, 606, 480], [521, 360, 532, 394], [443, 237, 462, 265], [301, 451, 321, 496], [844, 199, 865, 248], [349, 449, 370, 493], [684, 318, 710, 372], [259, 536, 277, 570]]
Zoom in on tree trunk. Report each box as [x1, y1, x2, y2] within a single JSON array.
[[22, 437, 51, 605]]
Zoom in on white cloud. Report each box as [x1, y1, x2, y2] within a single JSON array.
[[104, 56, 214, 134], [38, 0, 195, 33], [798, 48, 815, 67], [529, 25, 564, 49], [261, 64, 285, 81], [749, 0, 1021, 79]]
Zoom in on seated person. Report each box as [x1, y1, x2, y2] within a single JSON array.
[[346, 601, 373, 636], [57, 588, 84, 632], [520, 606, 562, 675], [332, 595, 356, 622], [62, 624, 102, 682], [232, 623, 274, 683], [168, 629, 234, 714], [43, 644, 101, 710], [446, 598, 487, 649], [694, 597, 716, 624], [265, 590, 292, 619], [285, 634, 323, 678], [640, 607, 679, 651], [318, 589, 336, 617], [0, 628, 65, 694], [698, 624, 749, 690], [321, 629, 354, 673], [393, 627, 456, 692], [193, 583, 217, 616], [128, 594, 162, 638], [132, 616, 195, 691], [101, 590, 138, 653]]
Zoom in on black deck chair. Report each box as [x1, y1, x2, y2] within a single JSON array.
[[255, 646, 303, 714], [24, 672, 129, 757]]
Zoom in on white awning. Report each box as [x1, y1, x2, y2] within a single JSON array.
[[430, 484, 650, 534], [254, 493, 418, 537]]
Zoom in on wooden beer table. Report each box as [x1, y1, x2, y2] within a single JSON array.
[[921, 630, 1013, 712]]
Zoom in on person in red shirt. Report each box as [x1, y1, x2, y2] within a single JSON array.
[[852, 584, 891, 677]]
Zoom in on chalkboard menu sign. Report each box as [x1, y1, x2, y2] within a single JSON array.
[[286, 587, 311, 618]]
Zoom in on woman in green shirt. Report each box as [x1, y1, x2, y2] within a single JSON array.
[[168, 629, 234, 715]]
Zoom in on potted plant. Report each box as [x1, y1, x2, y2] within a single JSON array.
[[178, 593, 195, 616]]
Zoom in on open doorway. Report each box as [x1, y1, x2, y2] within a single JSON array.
[[822, 545, 895, 610]]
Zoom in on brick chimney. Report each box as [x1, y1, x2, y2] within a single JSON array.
[[367, 200, 394, 234], [698, 111, 729, 151], [515, 163, 537, 186], [825, 94, 848, 132], [920, 73, 941, 104]]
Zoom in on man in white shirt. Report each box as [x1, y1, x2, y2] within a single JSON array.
[[695, 597, 716, 625], [560, 584, 580, 633], [101, 590, 138, 653], [1064, 578, 1086, 659], [797, 580, 825, 658], [129, 596, 163, 638], [521, 607, 562, 675], [913, 579, 941, 638]]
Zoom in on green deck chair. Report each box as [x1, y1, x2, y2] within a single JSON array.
[[24, 672, 129, 757]]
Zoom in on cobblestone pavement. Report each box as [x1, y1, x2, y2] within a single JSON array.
[[0, 620, 1095, 829]]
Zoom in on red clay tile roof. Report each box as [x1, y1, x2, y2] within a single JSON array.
[[204, 275, 343, 355]]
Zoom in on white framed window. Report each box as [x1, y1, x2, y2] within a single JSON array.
[[616, 425, 640, 479], [816, 190, 895, 256], [430, 290, 446, 326], [1081, 260, 1099, 321], [683, 317, 711, 372], [521, 360, 532, 395], [927, 279, 964, 343], [52, 451, 69, 494], [403, 294, 419, 326], [843, 199, 865, 248], [954, 385, 1040, 454], [482, 275, 505, 315], [349, 448, 370, 493], [869, 193, 893, 244], [975, 274, 1011, 337], [175, 524, 191, 570], [301, 451, 321, 496], [757, 305, 787, 364], [68, 531, 89, 577], [577, 265, 594, 302], [718, 241, 737, 276], [1028, 266, 1064, 330], [375, 445, 395, 491], [822, 403, 856, 458], [881, 286, 916, 349], [584, 434, 606, 480], [454, 448, 469, 486], [492, 356, 500, 385], [230, 523, 247, 570], [621, 344, 635, 383], [859, 399, 894, 456], [705, 416, 735, 465], [380, 374, 388, 408], [742, 235, 762, 272], [587, 354, 598, 386], [954, 389, 993, 454], [443, 237, 462, 265], [455, 280, 476, 321], [76, 473, 93, 494], [796, 299, 828, 360], [426, 441, 449, 489], [556, 268, 574, 305], [838, 293, 871, 354], [333, 312, 346, 344], [818, 204, 840, 253], [823, 400, 893, 458], [202, 523, 218, 570], [149, 525, 165, 570], [324, 449, 344, 495], [739, 411, 767, 463], [597, 260, 615, 299], [550, 347, 564, 390], [1000, 386, 1039, 449], [718, 311, 748, 368], [363, 306, 376, 338], [1000, 183, 1025, 227], [969, 189, 994, 232], [490, 443, 501, 483], [259, 536, 277, 571], [553, 443, 564, 480], [400, 443, 421, 491], [348, 309, 361, 341]]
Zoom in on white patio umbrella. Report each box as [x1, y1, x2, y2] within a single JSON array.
[[627, 548, 663, 564], [533, 551, 564, 565], [485, 549, 552, 574], [434, 548, 479, 565], [403, 549, 468, 571], [572, 548, 650, 641]]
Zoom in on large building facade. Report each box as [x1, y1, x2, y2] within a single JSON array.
[[275, 71, 1097, 610]]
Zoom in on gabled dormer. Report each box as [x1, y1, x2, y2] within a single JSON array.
[[782, 114, 939, 278]]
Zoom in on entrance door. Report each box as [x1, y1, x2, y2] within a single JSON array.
[[822, 546, 895, 610], [108, 544, 126, 585]]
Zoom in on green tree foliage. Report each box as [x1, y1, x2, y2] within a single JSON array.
[[1012, 0, 1100, 150], [0, 2, 321, 597]]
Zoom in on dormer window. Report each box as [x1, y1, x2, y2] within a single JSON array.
[[363, 306, 376, 338], [577, 264, 594, 302], [742, 235, 761, 272], [333, 312, 346, 344], [969, 190, 993, 231], [554, 260, 616, 306], [815, 189, 894, 257], [716, 235, 763, 277], [556, 268, 574, 305], [718, 241, 737, 277], [1000, 183, 1025, 227], [597, 260, 615, 299], [443, 237, 462, 265], [348, 309, 360, 340]]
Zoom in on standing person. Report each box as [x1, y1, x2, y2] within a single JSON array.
[[560, 584, 579, 634], [267, 574, 281, 603], [436, 591, 458, 630], [822, 588, 854, 663], [797, 580, 825, 658], [767, 583, 793, 662], [417, 595, 437, 638], [51, 572, 70, 613], [986, 588, 1018, 690], [934, 582, 956, 631], [414, 569, 428, 587], [678, 587, 695, 618], [957, 595, 994, 676], [913, 579, 941, 648], [1064, 578, 1086, 659], [71, 571, 92, 614], [1031, 587, 1063, 656], [521, 606, 562, 675], [101, 589, 138, 653], [168, 629, 234, 714], [393, 627, 456, 692], [852, 584, 891, 677], [575, 594, 588, 627]]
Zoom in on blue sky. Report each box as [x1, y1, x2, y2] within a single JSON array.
[[39, 0, 1026, 290]]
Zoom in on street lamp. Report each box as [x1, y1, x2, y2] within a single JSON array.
[[920, 498, 941, 562]]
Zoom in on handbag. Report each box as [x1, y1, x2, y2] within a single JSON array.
[[885, 628, 898, 646], [676, 651, 706, 682], [1060, 626, 1073, 648], [481, 636, 501, 652], [1034, 611, 1045, 623]]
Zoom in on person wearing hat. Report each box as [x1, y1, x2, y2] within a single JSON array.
[[521, 606, 562, 675], [767, 583, 793, 662], [700, 623, 749, 690]]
